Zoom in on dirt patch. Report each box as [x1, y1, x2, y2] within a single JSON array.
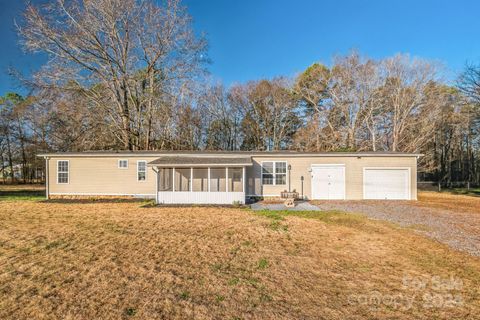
[[0, 199, 479, 319]]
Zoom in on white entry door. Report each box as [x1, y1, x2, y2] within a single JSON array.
[[311, 165, 345, 200], [363, 168, 410, 200]]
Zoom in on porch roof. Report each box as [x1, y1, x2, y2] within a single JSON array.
[[148, 156, 253, 167]]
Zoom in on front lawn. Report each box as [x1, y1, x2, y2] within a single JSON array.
[[0, 188, 479, 319]]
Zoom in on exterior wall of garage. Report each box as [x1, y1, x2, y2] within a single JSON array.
[[247, 156, 417, 200], [43, 153, 418, 200]]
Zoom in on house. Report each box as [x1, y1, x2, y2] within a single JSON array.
[[37, 151, 420, 204]]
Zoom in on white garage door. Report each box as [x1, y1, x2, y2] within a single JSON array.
[[364, 168, 410, 200], [311, 165, 345, 200]]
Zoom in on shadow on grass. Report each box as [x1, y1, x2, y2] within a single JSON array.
[[447, 188, 480, 197], [0, 189, 150, 204], [0, 189, 45, 201], [147, 203, 249, 209], [43, 198, 148, 204], [253, 209, 377, 231]]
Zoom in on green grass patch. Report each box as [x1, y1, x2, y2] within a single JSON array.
[[257, 258, 269, 269], [254, 210, 288, 231], [0, 189, 45, 201], [443, 187, 480, 197], [254, 209, 367, 229], [406, 224, 432, 232], [228, 277, 240, 286], [45, 240, 65, 250], [124, 307, 137, 317], [269, 219, 288, 231], [179, 291, 190, 300]]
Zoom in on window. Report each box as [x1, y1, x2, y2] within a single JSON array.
[[262, 161, 287, 185], [262, 162, 274, 185], [137, 161, 147, 181], [118, 159, 128, 169], [57, 160, 69, 184], [275, 162, 287, 185]]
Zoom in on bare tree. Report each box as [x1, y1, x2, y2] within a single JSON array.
[[293, 63, 335, 151], [230, 79, 301, 150], [458, 63, 480, 104], [199, 84, 242, 150], [329, 52, 383, 150], [293, 53, 383, 152], [378, 55, 441, 152], [0, 98, 15, 182], [18, 0, 207, 150]]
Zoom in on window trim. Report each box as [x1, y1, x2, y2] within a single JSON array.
[[118, 159, 129, 169], [57, 160, 69, 184], [137, 160, 147, 182], [261, 161, 287, 186]]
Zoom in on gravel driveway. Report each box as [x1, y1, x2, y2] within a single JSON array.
[[314, 195, 480, 257]]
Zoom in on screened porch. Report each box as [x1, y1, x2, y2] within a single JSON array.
[[149, 156, 252, 204]]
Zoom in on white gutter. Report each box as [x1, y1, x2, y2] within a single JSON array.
[[36, 152, 424, 158], [147, 163, 253, 167]]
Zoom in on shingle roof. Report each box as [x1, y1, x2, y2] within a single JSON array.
[[148, 156, 253, 166], [37, 150, 422, 157]]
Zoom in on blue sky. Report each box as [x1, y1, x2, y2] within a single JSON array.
[[1, 0, 480, 95]]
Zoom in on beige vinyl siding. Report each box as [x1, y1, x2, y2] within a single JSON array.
[[46, 154, 417, 200], [248, 156, 417, 200], [47, 157, 158, 196]]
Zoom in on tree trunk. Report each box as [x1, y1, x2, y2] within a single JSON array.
[[120, 85, 133, 150], [16, 116, 27, 183], [0, 154, 5, 184], [5, 129, 14, 183], [145, 71, 155, 150]]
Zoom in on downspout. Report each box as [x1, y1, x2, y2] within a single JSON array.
[[415, 155, 419, 200], [242, 166, 246, 204], [152, 167, 159, 204], [45, 157, 49, 200]]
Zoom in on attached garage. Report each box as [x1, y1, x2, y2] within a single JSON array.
[[363, 168, 411, 200]]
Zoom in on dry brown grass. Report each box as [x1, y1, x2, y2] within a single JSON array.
[[0, 191, 479, 319], [416, 191, 480, 215]]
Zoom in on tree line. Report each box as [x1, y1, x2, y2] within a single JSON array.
[[1, 0, 479, 187]]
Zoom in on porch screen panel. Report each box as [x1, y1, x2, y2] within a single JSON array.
[[210, 168, 226, 192], [192, 168, 208, 192], [174, 168, 190, 191], [228, 167, 243, 192], [159, 168, 173, 191]]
